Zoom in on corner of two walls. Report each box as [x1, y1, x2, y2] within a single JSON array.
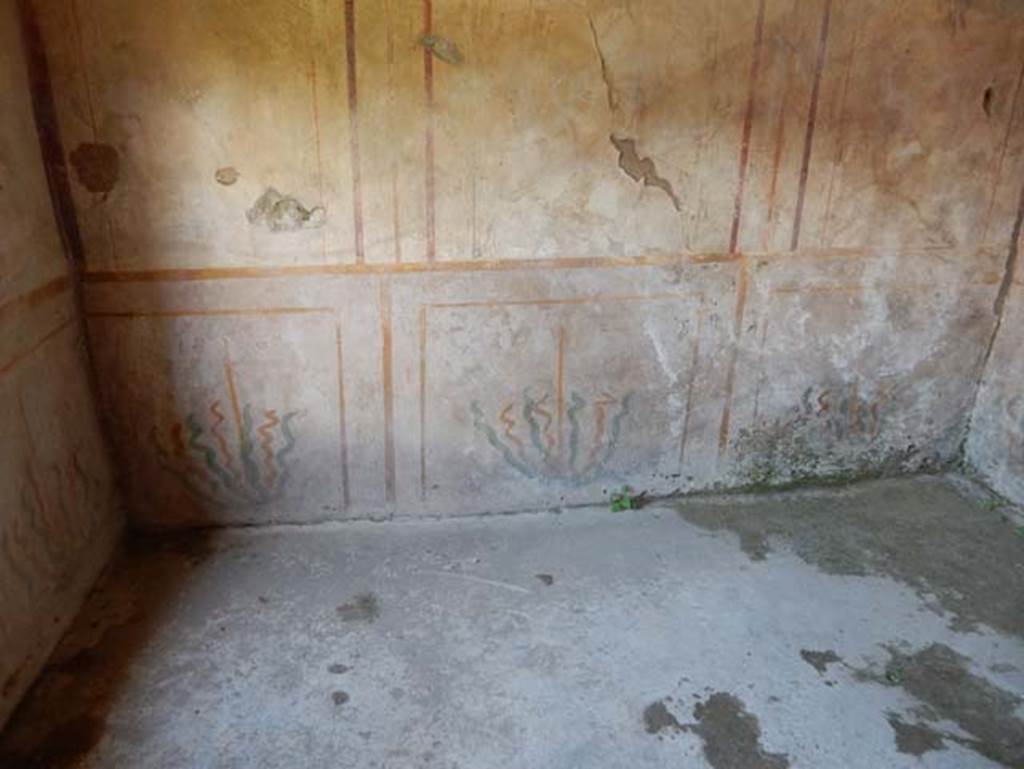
[[0, 1, 122, 729], [27, 0, 1024, 529], [965, 189, 1024, 506]]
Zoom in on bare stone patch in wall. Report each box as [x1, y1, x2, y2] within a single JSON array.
[[215, 166, 240, 186], [610, 135, 681, 212], [246, 187, 325, 232], [68, 142, 119, 196], [419, 34, 462, 65]]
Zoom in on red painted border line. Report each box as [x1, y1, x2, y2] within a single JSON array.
[[418, 306, 428, 500], [79, 245, 977, 285], [379, 278, 396, 504], [423, 0, 436, 262], [310, 58, 325, 205], [0, 317, 73, 378], [0, 275, 70, 325], [344, 0, 365, 263], [790, 0, 833, 251], [716, 257, 750, 458], [728, 0, 767, 254], [85, 307, 333, 319], [678, 308, 705, 466], [80, 254, 740, 284], [336, 324, 351, 511], [819, 11, 863, 247]]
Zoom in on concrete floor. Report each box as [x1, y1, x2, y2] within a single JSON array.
[[2, 476, 1023, 768]]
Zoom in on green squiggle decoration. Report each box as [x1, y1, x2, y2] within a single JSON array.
[[239, 405, 265, 501], [577, 391, 635, 485], [186, 414, 241, 494], [267, 411, 301, 499], [522, 390, 550, 460], [473, 402, 536, 478], [566, 392, 586, 476]]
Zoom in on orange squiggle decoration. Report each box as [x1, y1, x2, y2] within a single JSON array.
[[170, 422, 186, 457], [209, 400, 238, 476], [533, 394, 556, 452], [586, 393, 618, 470], [24, 462, 47, 523], [155, 421, 210, 487], [258, 409, 280, 487], [499, 403, 525, 455]]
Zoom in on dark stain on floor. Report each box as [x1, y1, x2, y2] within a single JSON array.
[[331, 691, 350, 706], [799, 649, 842, 675], [690, 693, 790, 769], [535, 573, 555, 586], [328, 663, 351, 675], [862, 643, 1024, 766], [0, 532, 217, 768], [337, 593, 380, 623], [675, 478, 1024, 635], [643, 699, 682, 735], [643, 693, 788, 768], [886, 713, 947, 757]]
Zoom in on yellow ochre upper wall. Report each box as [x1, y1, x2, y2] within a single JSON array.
[[23, 0, 1024, 527], [30, 0, 1024, 274]]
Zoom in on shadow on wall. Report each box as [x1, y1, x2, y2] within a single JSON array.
[[23, 0, 1024, 527]]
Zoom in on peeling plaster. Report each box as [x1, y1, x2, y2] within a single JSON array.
[[246, 187, 325, 232], [610, 135, 681, 212]]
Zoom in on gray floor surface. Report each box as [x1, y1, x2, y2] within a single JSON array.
[[1, 475, 1023, 768]]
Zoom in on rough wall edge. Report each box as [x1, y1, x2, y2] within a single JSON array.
[[0, 523, 120, 730], [974, 178, 1024, 395], [15, 0, 124, 518], [2, 0, 125, 730], [962, 179, 1024, 501]]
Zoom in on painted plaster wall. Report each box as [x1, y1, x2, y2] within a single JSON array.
[[30, 0, 1024, 526], [0, 1, 121, 728], [967, 226, 1024, 505]]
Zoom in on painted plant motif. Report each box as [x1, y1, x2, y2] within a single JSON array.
[[1, 447, 108, 649], [472, 388, 634, 484], [736, 379, 892, 485], [151, 359, 301, 509]]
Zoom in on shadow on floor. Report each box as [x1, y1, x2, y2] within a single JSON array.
[[0, 530, 218, 768]]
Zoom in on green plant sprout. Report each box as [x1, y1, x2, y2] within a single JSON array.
[[610, 486, 643, 513]]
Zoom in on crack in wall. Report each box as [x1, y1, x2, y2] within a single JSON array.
[[992, 181, 1023, 320], [610, 135, 681, 212], [587, 17, 617, 112], [964, 177, 1024, 456]]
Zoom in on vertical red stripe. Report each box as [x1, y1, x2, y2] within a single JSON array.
[[423, 0, 437, 261], [728, 0, 767, 254], [335, 325, 350, 510], [790, 0, 832, 251], [380, 279, 396, 505], [344, 0, 365, 263]]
